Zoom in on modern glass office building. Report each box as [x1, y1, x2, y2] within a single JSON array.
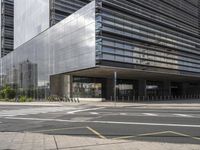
[[0, 0, 14, 57], [14, 0, 91, 49], [14, 0, 50, 49], [0, 0, 200, 101]]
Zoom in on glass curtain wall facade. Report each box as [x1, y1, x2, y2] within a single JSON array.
[[94, 0, 200, 100], [50, 0, 92, 26], [14, 0, 50, 49], [14, 0, 92, 49], [96, 0, 200, 76], [1, 1, 96, 99], [0, 0, 14, 57]]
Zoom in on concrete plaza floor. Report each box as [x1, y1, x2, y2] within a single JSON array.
[[0, 132, 200, 150], [1, 100, 200, 108]]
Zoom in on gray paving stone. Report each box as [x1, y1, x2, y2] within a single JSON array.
[[0, 132, 200, 150]]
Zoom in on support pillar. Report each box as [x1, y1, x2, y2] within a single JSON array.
[[138, 79, 146, 97], [50, 74, 72, 97], [50, 74, 63, 96], [106, 78, 113, 100], [163, 80, 171, 96], [63, 75, 73, 98], [182, 82, 189, 95]]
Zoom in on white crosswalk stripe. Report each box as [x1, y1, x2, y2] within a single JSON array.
[[67, 112, 75, 114], [173, 114, 193, 117], [67, 107, 105, 115], [90, 112, 99, 115], [120, 113, 127, 115], [143, 113, 158, 116], [65, 111, 198, 118], [0, 107, 75, 117]]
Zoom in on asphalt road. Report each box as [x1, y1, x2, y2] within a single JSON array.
[[0, 104, 200, 145]]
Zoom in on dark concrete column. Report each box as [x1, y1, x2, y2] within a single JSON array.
[[63, 75, 73, 98], [50, 74, 63, 96], [182, 82, 189, 95], [138, 79, 146, 97], [163, 80, 171, 96], [106, 78, 114, 100], [50, 74, 72, 97]]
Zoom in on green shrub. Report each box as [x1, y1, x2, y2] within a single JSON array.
[[0, 86, 16, 99], [19, 96, 27, 102], [6, 89, 16, 99], [0, 90, 5, 99], [47, 96, 54, 102]]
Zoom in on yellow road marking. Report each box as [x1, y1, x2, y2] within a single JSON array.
[[32, 126, 86, 133], [87, 126, 106, 139], [113, 135, 137, 140], [113, 130, 200, 142], [168, 131, 200, 141], [113, 131, 171, 140], [139, 131, 171, 137]]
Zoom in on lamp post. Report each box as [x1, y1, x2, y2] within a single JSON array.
[[114, 71, 117, 107]]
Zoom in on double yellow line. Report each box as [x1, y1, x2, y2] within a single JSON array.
[[32, 126, 86, 133], [113, 130, 200, 142], [30, 127, 200, 142], [31, 126, 107, 139]]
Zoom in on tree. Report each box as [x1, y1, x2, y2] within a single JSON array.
[[1, 85, 16, 99]]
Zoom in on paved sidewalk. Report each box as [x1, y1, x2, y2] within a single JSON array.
[[87, 102, 200, 109], [1, 101, 200, 109], [0, 132, 199, 150], [0, 102, 63, 106]]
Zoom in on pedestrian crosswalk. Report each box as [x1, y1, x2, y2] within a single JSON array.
[[90, 112, 99, 115], [0, 107, 199, 119], [143, 113, 158, 116], [0, 107, 76, 117], [66, 111, 200, 118], [127, 113, 199, 118], [173, 114, 192, 117], [119, 113, 127, 116]]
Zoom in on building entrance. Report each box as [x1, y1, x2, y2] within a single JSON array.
[[171, 82, 182, 96], [116, 79, 137, 101], [72, 77, 106, 98], [146, 81, 163, 97]]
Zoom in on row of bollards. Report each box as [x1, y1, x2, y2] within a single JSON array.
[[110, 94, 200, 102]]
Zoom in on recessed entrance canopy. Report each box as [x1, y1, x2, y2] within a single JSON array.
[[66, 66, 200, 82]]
